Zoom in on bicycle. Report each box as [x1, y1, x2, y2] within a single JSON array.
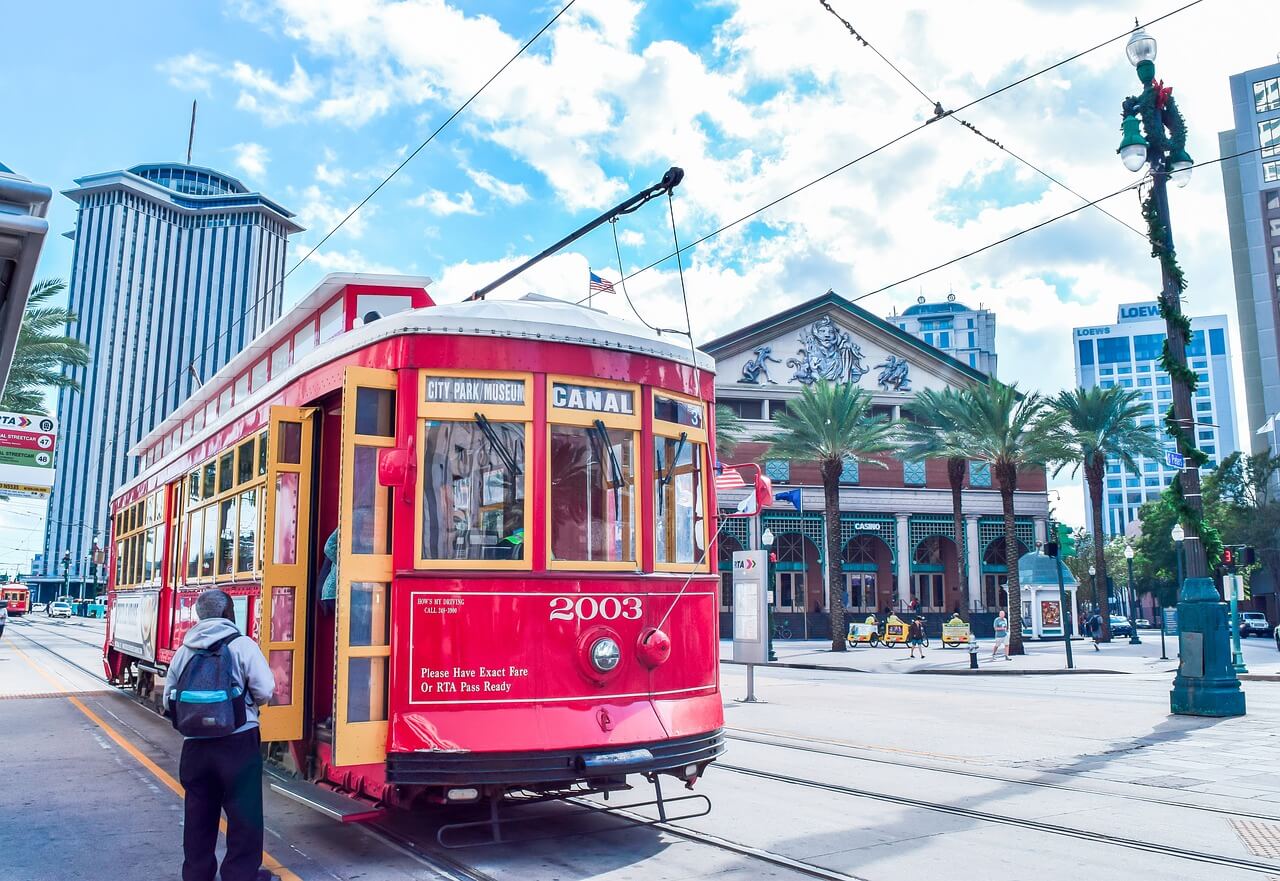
[[771, 622, 793, 640]]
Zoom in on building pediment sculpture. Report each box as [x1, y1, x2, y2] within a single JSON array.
[[874, 355, 912, 392], [739, 346, 781, 384], [787, 316, 868, 385]]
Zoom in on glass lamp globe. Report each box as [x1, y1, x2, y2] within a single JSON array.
[[1171, 523, 1185, 542], [1125, 28, 1158, 66], [761, 527, 775, 547], [1169, 149, 1193, 188], [1124, 545, 1135, 560], [1121, 145, 1149, 172]]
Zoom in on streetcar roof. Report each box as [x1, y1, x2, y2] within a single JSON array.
[[124, 276, 714, 495]]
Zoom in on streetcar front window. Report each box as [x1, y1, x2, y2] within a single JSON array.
[[420, 420, 526, 561], [549, 423, 635, 564], [654, 435, 705, 565]]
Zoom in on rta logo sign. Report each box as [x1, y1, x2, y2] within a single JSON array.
[[733, 558, 757, 570]]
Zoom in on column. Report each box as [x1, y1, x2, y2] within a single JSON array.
[[895, 513, 910, 611], [965, 515, 982, 612], [1033, 516, 1048, 547]]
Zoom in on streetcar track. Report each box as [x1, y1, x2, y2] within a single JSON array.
[[716, 762, 1280, 875], [726, 727, 1280, 822]]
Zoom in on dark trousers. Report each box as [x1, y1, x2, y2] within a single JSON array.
[[179, 727, 264, 881]]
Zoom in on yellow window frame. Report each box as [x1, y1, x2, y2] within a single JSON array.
[[651, 389, 711, 573], [546, 375, 642, 572]]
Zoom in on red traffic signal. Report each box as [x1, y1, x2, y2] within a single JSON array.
[[1222, 547, 1235, 568]]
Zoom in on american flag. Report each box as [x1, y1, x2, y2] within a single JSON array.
[[589, 270, 615, 295], [713, 463, 746, 491]]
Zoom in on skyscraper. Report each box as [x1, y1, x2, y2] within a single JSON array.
[[1219, 61, 1280, 453], [37, 163, 301, 594], [886, 293, 998, 374], [1073, 302, 1238, 537]]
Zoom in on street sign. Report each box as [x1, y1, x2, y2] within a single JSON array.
[[0, 411, 58, 498], [1165, 450, 1186, 470], [732, 550, 770, 664], [1162, 607, 1178, 635], [1224, 574, 1245, 602]]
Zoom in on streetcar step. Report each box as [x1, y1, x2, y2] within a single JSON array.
[[269, 779, 384, 823]]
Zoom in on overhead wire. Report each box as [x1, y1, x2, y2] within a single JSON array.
[[590, 0, 1207, 296], [106, 0, 580, 447], [816, 0, 1151, 244]]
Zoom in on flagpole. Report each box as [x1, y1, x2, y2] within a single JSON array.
[[587, 267, 593, 309]]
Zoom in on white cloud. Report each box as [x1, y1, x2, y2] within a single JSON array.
[[228, 58, 316, 124], [618, 229, 646, 247], [408, 189, 479, 216], [230, 142, 270, 179], [158, 53, 220, 92], [315, 147, 345, 185], [464, 167, 529, 205], [295, 185, 372, 238], [304, 248, 402, 275]]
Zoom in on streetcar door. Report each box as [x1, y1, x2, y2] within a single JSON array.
[[258, 406, 318, 743], [332, 367, 397, 767]]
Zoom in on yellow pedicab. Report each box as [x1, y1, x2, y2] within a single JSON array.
[[941, 615, 972, 648], [846, 621, 879, 648], [880, 616, 910, 648]]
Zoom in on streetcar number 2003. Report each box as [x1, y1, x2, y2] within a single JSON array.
[[549, 596, 642, 621]]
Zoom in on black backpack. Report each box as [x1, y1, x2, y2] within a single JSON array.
[[168, 634, 248, 737]]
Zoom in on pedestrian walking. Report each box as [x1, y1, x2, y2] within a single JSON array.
[[991, 609, 1010, 660], [1088, 612, 1102, 651], [0, 599, 7, 641], [908, 616, 926, 658], [164, 588, 277, 881]]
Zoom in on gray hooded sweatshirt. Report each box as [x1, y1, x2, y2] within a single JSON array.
[[163, 617, 276, 737]]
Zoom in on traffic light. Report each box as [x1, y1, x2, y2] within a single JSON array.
[[1055, 523, 1077, 558], [1222, 546, 1236, 571], [1241, 546, 1257, 567]]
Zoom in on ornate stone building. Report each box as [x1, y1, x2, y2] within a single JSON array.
[[707, 290, 1051, 638]]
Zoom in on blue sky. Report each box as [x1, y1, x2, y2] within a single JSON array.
[[1, 0, 1274, 569]]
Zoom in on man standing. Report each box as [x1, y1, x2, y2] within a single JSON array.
[[991, 609, 1010, 661], [0, 599, 8, 641], [164, 589, 276, 881]]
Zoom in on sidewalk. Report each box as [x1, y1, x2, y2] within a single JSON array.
[[721, 633, 1280, 676]]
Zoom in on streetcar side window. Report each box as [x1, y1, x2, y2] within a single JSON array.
[[652, 393, 709, 569], [546, 379, 641, 568], [417, 370, 533, 570]]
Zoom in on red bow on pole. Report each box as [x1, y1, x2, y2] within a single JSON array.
[[1152, 80, 1173, 110]]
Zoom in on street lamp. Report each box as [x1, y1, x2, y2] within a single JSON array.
[[762, 527, 776, 662], [59, 550, 70, 610], [1124, 545, 1141, 645], [1116, 26, 1243, 716]]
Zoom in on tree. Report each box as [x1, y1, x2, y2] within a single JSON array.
[[714, 404, 747, 462], [1065, 531, 1137, 609], [1203, 452, 1280, 596], [0, 279, 91, 414], [1051, 386, 1163, 640], [942, 381, 1068, 655], [1132, 490, 1181, 607], [901, 388, 973, 620], [759, 380, 898, 651]]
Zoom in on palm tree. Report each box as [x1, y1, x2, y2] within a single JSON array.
[[1052, 386, 1163, 641], [0, 279, 91, 414], [714, 404, 747, 462], [943, 381, 1068, 655], [758, 381, 898, 651], [901, 388, 974, 620]]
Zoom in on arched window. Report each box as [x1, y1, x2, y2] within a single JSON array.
[[776, 533, 808, 564], [718, 534, 744, 566], [843, 535, 879, 565], [983, 537, 1029, 567], [914, 535, 948, 566]]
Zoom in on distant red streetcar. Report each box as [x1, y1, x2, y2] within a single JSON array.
[[2, 584, 30, 616], [103, 272, 724, 830]]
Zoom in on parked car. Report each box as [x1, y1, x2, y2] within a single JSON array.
[[1240, 612, 1271, 638], [31, 601, 47, 613], [1136, 618, 1151, 628], [48, 601, 72, 619], [1109, 615, 1133, 638]]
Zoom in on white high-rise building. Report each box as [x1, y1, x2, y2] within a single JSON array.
[[36, 163, 301, 595], [1073, 302, 1238, 537], [887, 293, 997, 375]]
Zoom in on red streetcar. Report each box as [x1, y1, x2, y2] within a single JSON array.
[[103, 263, 724, 831], [2, 584, 30, 616]]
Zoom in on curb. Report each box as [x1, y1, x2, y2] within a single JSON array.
[[1240, 674, 1280, 682], [720, 659, 1131, 676]]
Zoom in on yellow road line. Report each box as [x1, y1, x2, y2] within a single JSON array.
[[11, 641, 302, 881]]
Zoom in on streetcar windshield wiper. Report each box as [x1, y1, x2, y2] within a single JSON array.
[[591, 419, 625, 519], [474, 413, 521, 476], [656, 431, 688, 515]]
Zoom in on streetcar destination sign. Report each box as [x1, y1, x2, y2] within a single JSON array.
[[425, 377, 525, 406], [551, 383, 635, 415]]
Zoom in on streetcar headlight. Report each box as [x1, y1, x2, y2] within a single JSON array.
[[589, 637, 621, 672]]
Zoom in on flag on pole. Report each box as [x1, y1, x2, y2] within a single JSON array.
[[774, 488, 803, 511], [714, 463, 746, 491], [589, 270, 616, 295]]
